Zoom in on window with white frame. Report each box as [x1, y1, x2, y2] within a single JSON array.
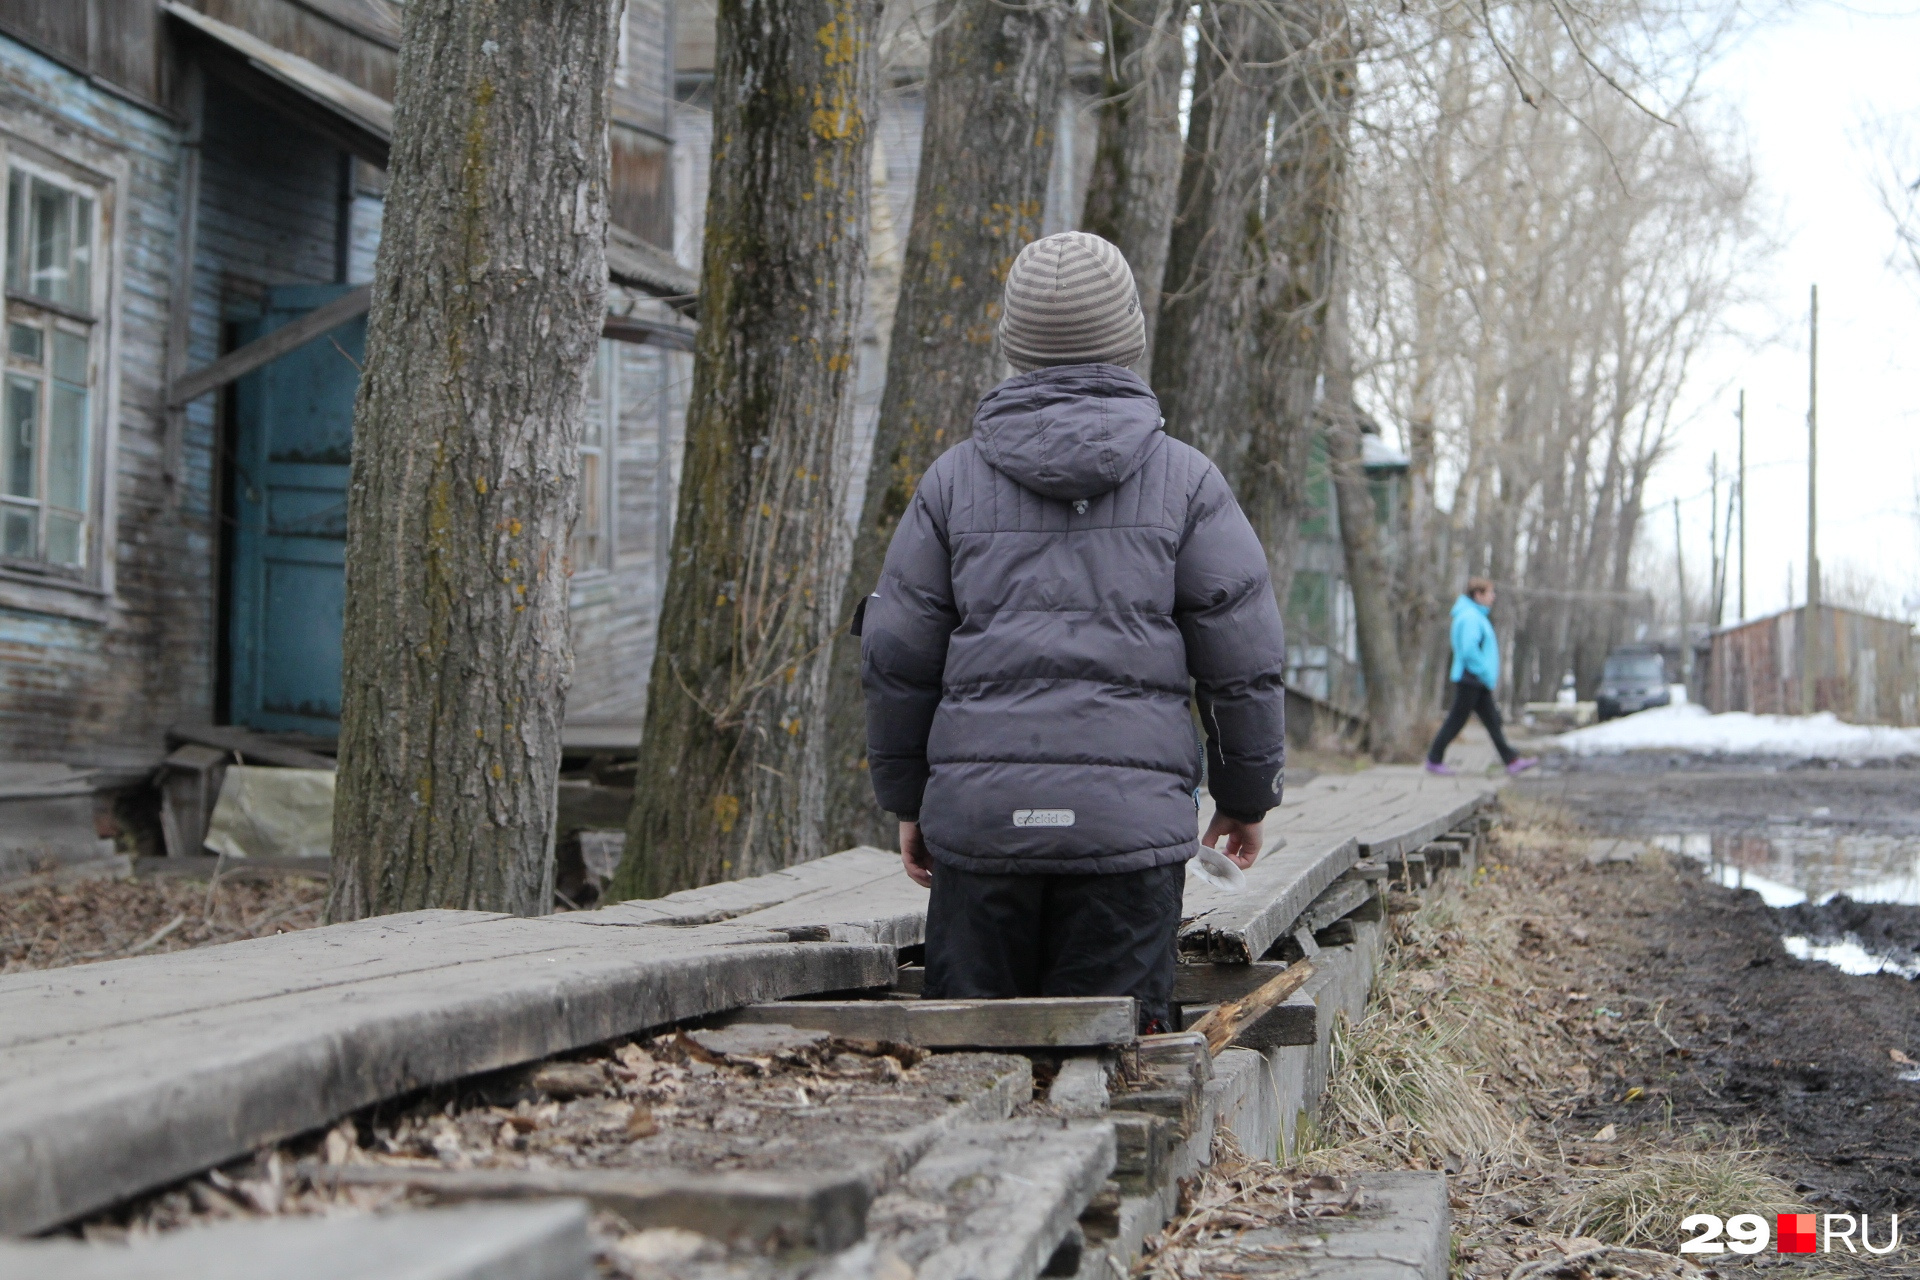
[[570, 339, 616, 575], [3, 163, 98, 576]]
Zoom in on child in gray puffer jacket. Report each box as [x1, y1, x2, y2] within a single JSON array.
[[858, 231, 1288, 1031]]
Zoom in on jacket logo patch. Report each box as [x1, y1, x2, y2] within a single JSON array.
[[1012, 808, 1075, 828]]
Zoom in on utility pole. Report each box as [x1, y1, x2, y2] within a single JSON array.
[[1709, 453, 1720, 629], [1737, 389, 1746, 621], [1802, 285, 1819, 715], [1674, 497, 1690, 685]]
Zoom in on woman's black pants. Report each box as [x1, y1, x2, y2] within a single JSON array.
[[1427, 676, 1517, 765]]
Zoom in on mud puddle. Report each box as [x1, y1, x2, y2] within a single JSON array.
[[1652, 829, 1920, 978]]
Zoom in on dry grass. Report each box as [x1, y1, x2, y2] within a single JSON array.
[[1549, 1152, 1798, 1248]]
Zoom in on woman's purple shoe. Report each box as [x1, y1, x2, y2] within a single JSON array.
[[1506, 756, 1539, 776], [1423, 760, 1456, 776]]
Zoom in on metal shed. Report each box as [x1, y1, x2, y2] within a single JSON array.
[[1706, 604, 1919, 725]]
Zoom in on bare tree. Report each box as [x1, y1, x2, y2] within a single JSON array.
[[821, 0, 1070, 853], [613, 0, 880, 899], [1346, 1, 1763, 714], [328, 0, 617, 920]]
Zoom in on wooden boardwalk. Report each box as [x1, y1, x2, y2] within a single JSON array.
[[0, 765, 1498, 1260]]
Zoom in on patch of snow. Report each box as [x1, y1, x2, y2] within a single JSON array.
[[1782, 935, 1920, 980], [1553, 704, 1920, 760]]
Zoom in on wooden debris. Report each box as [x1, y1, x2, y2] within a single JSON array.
[[1185, 962, 1317, 1055]]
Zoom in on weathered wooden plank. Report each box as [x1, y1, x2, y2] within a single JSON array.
[[0, 1201, 593, 1280], [1301, 875, 1375, 934], [167, 723, 337, 770], [165, 284, 374, 407], [721, 998, 1137, 1048], [1178, 832, 1358, 963], [589, 846, 902, 926], [306, 1163, 870, 1251], [0, 925, 893, 1235], [876, 1120, 1117, 1280]]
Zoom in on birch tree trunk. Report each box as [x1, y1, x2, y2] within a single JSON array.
[[1081, 0, 1187, 361], [327, 0, 616, 921], [611, 0, 880, 900], [820, 0, 1070, 852]]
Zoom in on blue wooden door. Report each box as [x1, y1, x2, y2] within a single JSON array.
[[228, 284, 364, 734]]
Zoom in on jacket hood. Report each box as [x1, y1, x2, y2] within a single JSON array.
[[971, 364, 1164, 502], [1452, 594, 1489, 621]]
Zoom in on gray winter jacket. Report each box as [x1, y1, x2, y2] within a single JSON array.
[[860, 364, 1288, 875]]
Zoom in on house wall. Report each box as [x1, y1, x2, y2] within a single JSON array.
[[0, 36, 194, 766]]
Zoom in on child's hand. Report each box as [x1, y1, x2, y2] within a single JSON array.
[[1201, 813, 1263, 869], [899, 821, 934, 887]]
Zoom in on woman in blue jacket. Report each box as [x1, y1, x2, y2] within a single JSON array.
[[1425, 578, 1537, 776]]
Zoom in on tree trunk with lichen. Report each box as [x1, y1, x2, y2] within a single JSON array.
[[820, 0, 1070, 853], [1081, 0, 1186, 362], [327, 0, 615, 921], [610, 0, 879, 900]]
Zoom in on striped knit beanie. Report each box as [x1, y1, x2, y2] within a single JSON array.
[[998, 232, 1146, 373]]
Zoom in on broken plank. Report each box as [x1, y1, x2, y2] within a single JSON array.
[[1301, 875, 1375, 934], [0, 1200, 593, 1280], [1186, 962, 1316, 1055], [721, 997, 1136, 1049], [305, 1163, 869, 1251]]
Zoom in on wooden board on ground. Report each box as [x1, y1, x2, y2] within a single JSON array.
[[720, 998, 1137, 1048], [0, 915, 893, 1235], [0, 1201, 593, 1280], [869, 1119, 1117, 1280], [306, 1164, 870, 1251]]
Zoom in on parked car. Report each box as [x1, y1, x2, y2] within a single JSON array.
[[1595, 646, 1672, 721]]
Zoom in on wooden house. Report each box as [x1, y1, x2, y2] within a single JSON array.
[[0, 0, 697, 780]]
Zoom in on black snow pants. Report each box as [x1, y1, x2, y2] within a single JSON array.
[[1426, 674, 1518, 765], [922, 861, 1184, 1033]]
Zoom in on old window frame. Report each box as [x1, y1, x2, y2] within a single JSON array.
[[569, 338, 617, 577], [0, 136, 117, 616]]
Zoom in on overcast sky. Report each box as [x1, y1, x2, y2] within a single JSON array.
[[1652, 0, 1920, 624]]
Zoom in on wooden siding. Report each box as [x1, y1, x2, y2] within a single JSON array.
[[1707, 605, 1920, 726], [190, 0, 398, 100], [0, 37, 193, 763], [0, 0, 167, 107]]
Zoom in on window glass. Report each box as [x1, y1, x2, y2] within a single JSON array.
[[1, 505, 31, 557], [48, 382, 86, 511], [43, 511, 80, 566], [4, 373, 36, 498], [6, 171, 92, 312], [8, 322, 39, 362]]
